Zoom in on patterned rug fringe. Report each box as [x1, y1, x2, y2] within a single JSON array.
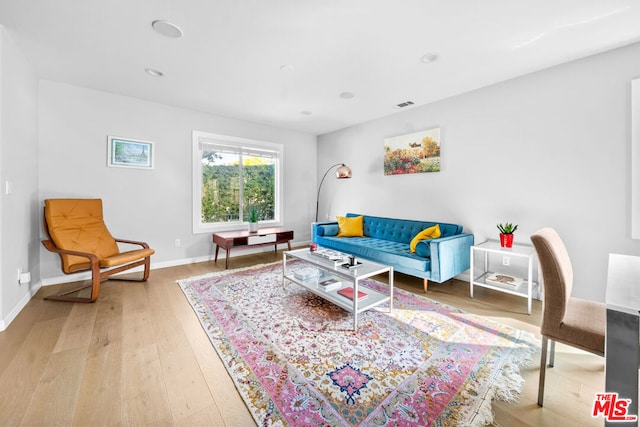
[[471, 348, 532, 426]]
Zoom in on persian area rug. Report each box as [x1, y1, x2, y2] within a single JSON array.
[[178, 262, 537, 427]]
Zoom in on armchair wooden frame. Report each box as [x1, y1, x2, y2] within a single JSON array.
[[42, 203, 153, 303]]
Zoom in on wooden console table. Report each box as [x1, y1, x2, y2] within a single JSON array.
[[213, 227, 294, 269]]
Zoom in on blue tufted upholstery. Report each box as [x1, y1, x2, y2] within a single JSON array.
[[347, 212, 461, 243], [313, 213, 473, 284]]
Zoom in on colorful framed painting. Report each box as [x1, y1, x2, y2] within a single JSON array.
[[107, 136, 154, 169], [383, 127, 440, 175]]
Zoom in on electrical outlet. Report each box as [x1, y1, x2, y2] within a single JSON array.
[[502, 256, 510, 267], [174, 239, 181, 247], [19, 272, 31, 285]]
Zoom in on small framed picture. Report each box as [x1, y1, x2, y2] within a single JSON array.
[[107, 136, 154, 169]]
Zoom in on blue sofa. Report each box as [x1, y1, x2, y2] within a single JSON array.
[[312, 213, 474, 291]]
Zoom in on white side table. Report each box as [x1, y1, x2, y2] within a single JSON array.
[[469, 239, 539, 314]]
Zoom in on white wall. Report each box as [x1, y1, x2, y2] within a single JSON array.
[[38, 81, 317, 282], [318, 41, 640, 303], [0, 27, 40, 329]]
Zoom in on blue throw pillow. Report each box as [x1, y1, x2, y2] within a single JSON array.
[[317, 224, 339, 237], [415, 241, 431, 257]]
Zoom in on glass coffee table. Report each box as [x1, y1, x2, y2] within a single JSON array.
[[283, 248, 394, 331]]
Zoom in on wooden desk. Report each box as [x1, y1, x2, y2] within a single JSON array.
[[213, 227, 294, 269]]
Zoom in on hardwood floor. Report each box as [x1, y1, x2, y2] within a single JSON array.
[[0, 249, 605, 426]]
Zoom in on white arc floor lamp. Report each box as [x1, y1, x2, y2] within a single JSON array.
[[315, 163, 352, 222]]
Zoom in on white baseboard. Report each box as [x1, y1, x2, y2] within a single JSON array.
[[0, 280, 43, 332], [455, 271, 471, 283]]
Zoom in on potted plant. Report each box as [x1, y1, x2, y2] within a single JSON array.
[[248, 206, 259, 233], [497, 222, 518, 248]]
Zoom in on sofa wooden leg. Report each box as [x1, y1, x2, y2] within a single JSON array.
[[423, 279, 428, 292]]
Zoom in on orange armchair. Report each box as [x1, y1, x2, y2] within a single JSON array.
[[42, 198, 155, 302]]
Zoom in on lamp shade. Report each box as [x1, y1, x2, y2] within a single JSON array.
[[336, 164, 352, 179], [315, 163, 353, 222]]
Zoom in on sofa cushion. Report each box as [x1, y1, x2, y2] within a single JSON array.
[[409, 224, 441, 253], [316, 236, 431, 272], [337, 215, 364, 237]]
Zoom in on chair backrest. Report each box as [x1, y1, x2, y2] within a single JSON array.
[[530, 227, 573, 335], [44, 199, 120, 273]]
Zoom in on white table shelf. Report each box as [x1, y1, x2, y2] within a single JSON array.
[[470, 239, 539, 314], [283, 248, 393, 331]]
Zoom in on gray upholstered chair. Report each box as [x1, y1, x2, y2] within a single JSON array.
[[530, 227, 605, 407]]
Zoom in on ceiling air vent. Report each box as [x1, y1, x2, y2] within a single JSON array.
[[396, 101, 414, 108]]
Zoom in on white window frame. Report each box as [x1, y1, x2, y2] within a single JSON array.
[[192, 130, 283, 234]]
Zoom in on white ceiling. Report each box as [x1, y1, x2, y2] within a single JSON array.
[[2, 1, 640, 135]]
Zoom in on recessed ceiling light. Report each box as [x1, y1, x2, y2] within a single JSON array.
[[420, 53, 439, 64], [339, 92, 355, 99], [280, 64, 295, 73], [301, 111, 312, 116], [145, 68, 164, 77], [152, 20, 183, 38]]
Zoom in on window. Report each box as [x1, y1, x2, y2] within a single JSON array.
[[192, 131, 283, 233]]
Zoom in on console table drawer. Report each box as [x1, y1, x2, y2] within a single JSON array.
[[213, 227, 294, 269], [248, 234, 277, 245]]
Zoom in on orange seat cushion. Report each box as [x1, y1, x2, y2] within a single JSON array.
[[100, 248, 155, 267]]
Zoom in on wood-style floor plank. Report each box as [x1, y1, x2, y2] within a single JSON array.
[[120, 279, 173, 426], [0, 316, 67, 426], [121, 343, 173, 426], [147, 273, 218, 422], [19, 347, 87, 426], [72, 282, 124, 426], [0, 249, 606, 427]]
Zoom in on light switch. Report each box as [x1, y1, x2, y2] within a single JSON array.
[[5, 181, 13, 195]]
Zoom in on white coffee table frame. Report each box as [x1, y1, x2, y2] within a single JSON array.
[[283, 248, 393, 331]]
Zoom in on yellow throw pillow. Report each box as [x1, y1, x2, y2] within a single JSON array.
[[336, 215, 364, 237], [410, 224, 441, 253]]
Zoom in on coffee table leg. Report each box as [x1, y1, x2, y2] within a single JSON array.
[[214, 245, 220, 262], [389, 267, 394, 313], [353, 279, 359, 331], [225, 248, 230, 269], [353, 310, 358, 331]]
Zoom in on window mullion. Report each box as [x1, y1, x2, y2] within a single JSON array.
[[238, 151, 244, 221]]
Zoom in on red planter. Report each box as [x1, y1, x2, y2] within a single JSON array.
[[500, 233, 514, 248]]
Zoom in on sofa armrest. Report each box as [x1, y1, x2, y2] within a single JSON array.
[[429, 233, 474, 282]]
